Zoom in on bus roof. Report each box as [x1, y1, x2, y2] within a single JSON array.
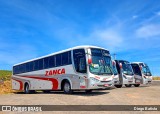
[[115, 60, 130, 63], [13, 45, 109, 66], [131, 62, 148, 66]]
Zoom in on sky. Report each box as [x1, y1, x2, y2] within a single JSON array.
[[0, 0, 160, 76]]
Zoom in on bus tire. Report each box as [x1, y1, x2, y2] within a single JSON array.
[[63, 81, 72, 94], [24, 83, 30, 94], [125, 84, 132, 87], [115, 85, 122, 88], [85, 90, 92, 93], [134, 84, 140, 87]]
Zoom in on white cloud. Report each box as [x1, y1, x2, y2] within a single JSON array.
[[157, 12, 160, 16], [136, 24, 160, 38], [132, 15, 138, 19], [92, 29, 123, 49]]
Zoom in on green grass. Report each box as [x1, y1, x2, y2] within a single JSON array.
[[0, 70, 12, 81]]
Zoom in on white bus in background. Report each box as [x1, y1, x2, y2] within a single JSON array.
[[12, 45, 114, 94], [114, 60, 135, 88], [131, 62, 152, 86]]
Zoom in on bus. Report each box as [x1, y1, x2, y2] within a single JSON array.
[[114, 60, 135, 88], [131, 62, 152, 86], [12, 45, 114, 94]]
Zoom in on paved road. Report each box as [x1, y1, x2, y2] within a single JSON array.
[[0, 84, 159, 106]]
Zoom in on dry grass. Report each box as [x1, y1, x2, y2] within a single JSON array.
[[0, 80, 15, 94], [153, 77, 160, 80]]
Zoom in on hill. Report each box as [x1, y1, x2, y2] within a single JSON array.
[[0, 70, 12, 81]]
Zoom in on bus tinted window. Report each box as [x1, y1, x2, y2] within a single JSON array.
[[29, 62, 34, 71], [34, 60, 39, 71], [68, 51, 72, 64], [56, 54, 62, 67], [49, 56, 55, 68], [13, 51, 72, 74], [26, 62, 30, 72], [62, 52, 69, 65], [44, 57, 49, 69], [73, 49, 86, 73], [39, 59, 44, 70], [13, 66, 18, 74]]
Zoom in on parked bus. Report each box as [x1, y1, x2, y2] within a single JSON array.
[[12, 45, 114, 94], [131, 62, 152, 86], [114, 60, 135, 88]]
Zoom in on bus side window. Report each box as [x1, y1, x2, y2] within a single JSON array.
[[73, 49, 87, 73]]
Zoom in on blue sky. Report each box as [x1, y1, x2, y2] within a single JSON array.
[[0, 0, 160, 76]]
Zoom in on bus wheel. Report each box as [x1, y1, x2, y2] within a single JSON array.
[[134, 84, 140, 87], [85, 90, 92, 93], [115, 85, 122, 88], [125, 84, 132, 87], [63, 81, 72, 94], [24, 83, 30, 94]]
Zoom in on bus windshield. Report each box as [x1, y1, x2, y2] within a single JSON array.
[[89, 48, 113, 75], [120, 61, 134, 75], [112, 64, 118, 75], [141, 64, 152, 76]]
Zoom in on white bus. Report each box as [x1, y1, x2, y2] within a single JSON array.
[[12, 45, 114, 94], [131, 62, 152, 86], [114, 60, 135, 88]]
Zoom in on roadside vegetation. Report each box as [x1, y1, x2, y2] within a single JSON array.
[[0, 70, 12, 81], [153, 76, 160, 80], [0, 70, 13, 94]]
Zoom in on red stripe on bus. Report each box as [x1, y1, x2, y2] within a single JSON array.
[[23, 76, 58, 90], [12, 78, 23, 90], [80, 86, 86, 88]]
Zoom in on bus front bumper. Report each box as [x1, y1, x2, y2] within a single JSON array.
[[89, 80, 114, 89]]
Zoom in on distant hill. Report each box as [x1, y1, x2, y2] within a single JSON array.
[[0, 70, 12, 81]]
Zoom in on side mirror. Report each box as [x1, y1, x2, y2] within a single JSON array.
[[88, 58, 92, 64], [119, 63, 122, 69], [112, 61, 116, 66], [140, 65, 142, 70], [88, 55, 92, 64]]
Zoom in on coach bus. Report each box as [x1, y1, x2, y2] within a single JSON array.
[[12, 45, 114, 94], [114, 60, 135, 88], [131, 62, 152, 86]]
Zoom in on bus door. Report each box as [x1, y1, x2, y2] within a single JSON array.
[[73, 49, 87, 89], [115, 62, 127, 85], [131, 64, 142, 84]]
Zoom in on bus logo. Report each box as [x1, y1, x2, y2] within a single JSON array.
[[45, 68, 65, 76]]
